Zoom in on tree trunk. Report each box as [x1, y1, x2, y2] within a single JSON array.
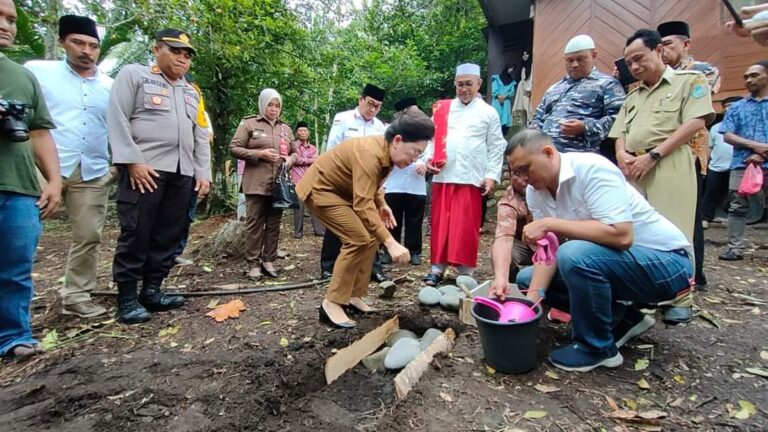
[[195, 219, 246, 259]]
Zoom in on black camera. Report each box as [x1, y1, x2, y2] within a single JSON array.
[[0, 99, 30, 143]]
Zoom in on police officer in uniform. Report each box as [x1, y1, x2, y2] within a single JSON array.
[[107, 28, 211, 324], [609, 29, 714, 324], [319, 84, 390, 282]]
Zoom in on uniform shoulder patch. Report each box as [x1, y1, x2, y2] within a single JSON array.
[[242, 114, 258, 120], [691, 82, 707, 99]]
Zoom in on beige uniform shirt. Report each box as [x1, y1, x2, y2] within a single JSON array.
[[608, 67, 714, 241], [229, 115, 296, 196], [108, 64, 211, 181], [609, 67, 714, 151]]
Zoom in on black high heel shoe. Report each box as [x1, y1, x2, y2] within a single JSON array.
[[319, 303, 356, 329], [260, 262, 279, 278]]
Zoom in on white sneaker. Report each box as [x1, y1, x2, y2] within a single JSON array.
[[174, 256, 194, 266]]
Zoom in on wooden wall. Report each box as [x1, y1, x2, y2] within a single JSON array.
[[531, 0, 765, 109]]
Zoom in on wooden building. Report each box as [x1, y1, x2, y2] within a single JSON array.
[[479, 0, 765, 110]]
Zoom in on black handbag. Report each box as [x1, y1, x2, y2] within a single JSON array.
[[272, 162, 299, 209]]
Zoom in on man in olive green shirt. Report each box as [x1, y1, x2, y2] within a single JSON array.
[[0, 0, 62, 359], [609, 29, 714, 324]]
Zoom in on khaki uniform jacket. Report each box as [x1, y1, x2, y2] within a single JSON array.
[[609, 67, 714, 151], [229, 115, 296, 195], [108, 64, 211, 180], [296, 136, 392, 243]]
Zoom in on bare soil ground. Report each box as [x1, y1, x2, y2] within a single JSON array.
[[1, 211, 767, 431]]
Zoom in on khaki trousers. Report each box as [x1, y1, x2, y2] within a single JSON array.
[[305, 197, 378, 304], [631, 145, 696, 241], [61, 165, 111, 305], [245, 194, 282, 265]]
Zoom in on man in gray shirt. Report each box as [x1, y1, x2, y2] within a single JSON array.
[[108, 28, 211, 324]]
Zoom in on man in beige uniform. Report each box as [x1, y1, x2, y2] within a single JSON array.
[[610, 29, 714, 324], [108, 28, 211, 324]]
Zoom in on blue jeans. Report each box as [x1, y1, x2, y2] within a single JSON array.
[[516, 240, 692, 353], [0, 192, 42, 355]]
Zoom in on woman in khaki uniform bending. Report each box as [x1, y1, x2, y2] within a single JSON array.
[[297, 109, 435, 328]]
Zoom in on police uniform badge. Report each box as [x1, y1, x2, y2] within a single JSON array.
[[151, 96, 163, 106], [150, 65, 161, 74]]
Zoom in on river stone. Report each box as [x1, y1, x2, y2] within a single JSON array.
[[439, 292, 466, 311], [438, 285, 461, 295], [419, 328, 443, 351], [384, 338, 420, 370], [418, 287, 441, 306], [385, 329, 418, 347], [456, 275, 478, 291], [378, 280, 397, 299], [362, 347, 390, 373]]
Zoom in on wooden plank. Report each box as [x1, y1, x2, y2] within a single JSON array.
[[394, 328, 456, 400], [324, 316, 399, 385]]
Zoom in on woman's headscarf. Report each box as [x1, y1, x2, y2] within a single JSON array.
[[258, 88, 282, 118]]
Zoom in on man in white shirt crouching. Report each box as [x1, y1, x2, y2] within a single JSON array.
[[490, 129, 693, 372], [25, 15, 113, 318]]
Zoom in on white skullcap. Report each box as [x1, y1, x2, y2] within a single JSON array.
[[455, 63, 481, 77], [564, 35, 595, 54]]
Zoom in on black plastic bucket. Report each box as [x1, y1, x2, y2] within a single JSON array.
[[471, 297, 542, 374]]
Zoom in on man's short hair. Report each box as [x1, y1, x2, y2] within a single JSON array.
[[385, 108, 435, 143], [753, 60, 768, 71], [505, 129, 550, 156], [626, 29, 661, 50]]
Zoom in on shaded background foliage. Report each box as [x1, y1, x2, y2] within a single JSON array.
[[9, 0, 487, 213]]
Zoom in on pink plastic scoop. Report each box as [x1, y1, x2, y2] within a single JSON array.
[[473, 296, 537, 323]]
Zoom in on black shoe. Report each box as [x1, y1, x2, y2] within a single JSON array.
[[139, 283, 185, 312], [612, 307, 655, 348], [320, 270, 332, 280], [319, 303, 356, 329], [261, 262, 279, 278], [718, 250, 743, 261], [423, 272, 443, 286], [410, 254, 421, 266], [371, 272, 391, 283], [293, 233, 303, 239], [117, 281, 151, 325], [343, 303, 373, 315]]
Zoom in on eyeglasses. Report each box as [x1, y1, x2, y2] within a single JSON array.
[[454, 80, 477, 88], [363, 98, 382, 110]]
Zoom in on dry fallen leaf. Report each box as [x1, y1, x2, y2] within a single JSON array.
[[486, 365, 496, 375], [205, 299, 246, 322], [624, 398, 638, 410], [760, 350, 768, 361], [439, 392, 453, 402], [731, 400, 756, 419], [279, 337, 289, 347], [635, 358, 650, 371], [608, 410, 638, 419], [206, 298, 220, 309], [669, 397, 684, 407], [637, 378, 650, 389], [158, 324, 180, 337], [638, 410, 667, 419], [673, 374, 685, 384], [744, 367, 768, 379], [523, 410, 547, 419], [545, 370, 560, 380], [534, 384, 560, 394]]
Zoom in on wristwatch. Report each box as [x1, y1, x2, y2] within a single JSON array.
[[649, 150, 662, 161]]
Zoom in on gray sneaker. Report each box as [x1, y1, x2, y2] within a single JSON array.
[[63, 300, 107, 318]]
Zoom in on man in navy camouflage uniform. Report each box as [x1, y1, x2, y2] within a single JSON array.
[[532, 34, 625, 154]]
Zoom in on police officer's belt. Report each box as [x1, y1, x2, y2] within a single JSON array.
[[626, 147, 656, 157]]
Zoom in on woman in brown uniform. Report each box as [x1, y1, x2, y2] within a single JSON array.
[[230, 89, 297, 280], [297, 109, 435, 328]]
